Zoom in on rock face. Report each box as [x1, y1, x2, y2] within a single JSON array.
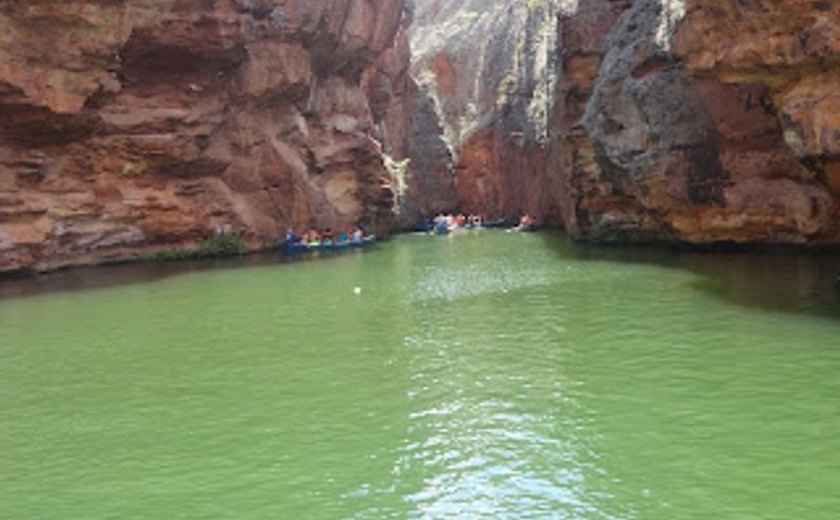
[[559, 0, 840, 244], [0, 0, 408, 273], [407, 0, 840, 245], [402, 0, 563, 224], [361, 13, 456, 229], [3, 0, 839, 274]]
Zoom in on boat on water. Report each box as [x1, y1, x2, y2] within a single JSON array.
[[431, 222, 538, 234], [283, 236, 376, 255], [481, 218, 516, 229], [431, 223, 480, 235], [510, 224, 538, 233], [432, 224, 451, 235], [424, 215, 539, 235], [509, 215, 538, 233]]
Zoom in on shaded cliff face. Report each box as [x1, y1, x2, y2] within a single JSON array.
[[403, 0, 562, 223], [0, 0, 407, 273], [361, 16, 456, 229], [560, 0, 840, 244]]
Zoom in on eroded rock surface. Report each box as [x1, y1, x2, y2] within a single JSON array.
[[560, 0, 840, 244], [4, 0, 840, 273], [403, 0, 562, 223], [408, 0, 840, 245], [0, 0, 407, 273]]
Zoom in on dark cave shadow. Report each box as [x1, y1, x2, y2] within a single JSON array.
[[538, 232, 840, 320]]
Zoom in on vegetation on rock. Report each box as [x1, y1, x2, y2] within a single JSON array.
[[149, 233, 248, 262]]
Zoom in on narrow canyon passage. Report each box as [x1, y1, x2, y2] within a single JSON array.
[[2, 0, 840, 273], [2, 3, 840, 517]]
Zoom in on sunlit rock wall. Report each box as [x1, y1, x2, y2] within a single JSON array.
[[0, 0, 408, 273], [403, 0, 562, 223], [364, 14, 457, 229]]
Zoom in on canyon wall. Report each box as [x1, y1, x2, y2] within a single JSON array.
[[3, 0, 840, 275], [560, 0, 840, 244], [404, 0, 562, 224], [0, 0, 408, 273], [409, 0, 840, 245]]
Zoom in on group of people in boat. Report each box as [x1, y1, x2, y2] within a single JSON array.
[[516, 214, 537, 230], [432, 213, 485, 233], [285, 226, 366, 248], [430, 213, 538, 234]]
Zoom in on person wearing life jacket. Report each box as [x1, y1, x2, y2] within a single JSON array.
[[307, 228, 321, 247], [433, 217, 449, 234], [285, 228, 300, 245], [520, 215, 535, 228]]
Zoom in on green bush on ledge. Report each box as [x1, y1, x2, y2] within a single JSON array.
[[150, 233, 248, 262]]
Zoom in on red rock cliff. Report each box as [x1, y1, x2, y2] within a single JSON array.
[[406, 0, 840, 245], [0, 0, 408, 273], [402, 0, 562, 225], [558, 0, 840, 244]]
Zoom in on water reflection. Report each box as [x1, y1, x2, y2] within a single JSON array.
[[542, 234, 840, 318], [396, 244, 630, 518], [0, 251, 365, 301]]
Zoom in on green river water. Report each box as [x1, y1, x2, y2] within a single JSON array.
[[2, 231, 840, 519]]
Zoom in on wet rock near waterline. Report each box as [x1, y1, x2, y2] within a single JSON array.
[[0, 0, 409, 274]]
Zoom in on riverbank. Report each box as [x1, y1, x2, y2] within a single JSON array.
[[7, 221, 840, 281], [2, 231, 839, 315]]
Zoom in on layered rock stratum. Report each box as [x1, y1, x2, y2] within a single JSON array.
[[0, 0, 408, 273]]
